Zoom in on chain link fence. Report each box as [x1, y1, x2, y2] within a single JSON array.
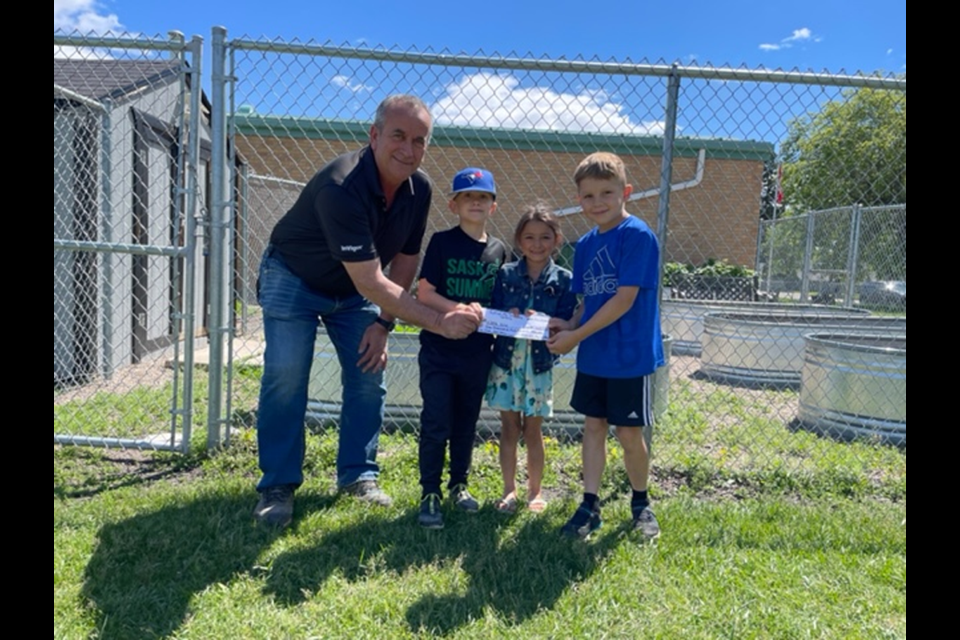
[[55, 30, 906, 467], [758, 204, 907, 307], [53, 32, 206, 451], [215, 34, 906, 467]]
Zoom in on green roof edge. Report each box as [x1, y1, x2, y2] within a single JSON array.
[[233, 114, 774, 161]]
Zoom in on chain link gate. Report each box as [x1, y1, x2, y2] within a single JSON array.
[[208, 30, 905, 471], [54, 32, 206, 452]]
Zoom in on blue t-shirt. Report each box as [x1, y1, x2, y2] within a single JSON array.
[[572, 215, 664, 378]]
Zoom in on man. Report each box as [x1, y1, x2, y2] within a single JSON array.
[[254, 94, 481, 527]]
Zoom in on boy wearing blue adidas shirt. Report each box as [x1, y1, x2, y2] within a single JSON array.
[[548, 152, 664, 540]]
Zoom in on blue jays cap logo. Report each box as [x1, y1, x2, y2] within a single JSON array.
[[451, 167, 496, 197]]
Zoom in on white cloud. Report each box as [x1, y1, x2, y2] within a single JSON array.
[[54, 0, 124, 59], [759, 26, 820, 52], [330, 74, 373, 93], [54, 0, 122, 33], [431, 73, 665, 135]]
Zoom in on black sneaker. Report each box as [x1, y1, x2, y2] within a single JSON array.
[[449, 483, 479, 513], [341, 479, 393, 507], [561, 503, 602, 538], [632, 506, 661, 539], [253, 485, 295, 527], [418, 494, 444, 529]]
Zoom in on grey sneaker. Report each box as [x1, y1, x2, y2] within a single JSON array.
[[253, 485, 295, 527], [418, 493, 444, 529], [449, 483, 479, 513], [561, 503, 602, 539], [632, 506, 661, 539], [341, 479, 393, 507]]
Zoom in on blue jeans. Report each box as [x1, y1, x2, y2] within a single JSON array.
[[256, 246, 386, 491]]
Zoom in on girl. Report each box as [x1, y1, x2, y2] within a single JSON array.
[[486, 202, 578, 513]]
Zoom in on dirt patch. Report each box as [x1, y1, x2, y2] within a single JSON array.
[[54, 347, 178, 405]]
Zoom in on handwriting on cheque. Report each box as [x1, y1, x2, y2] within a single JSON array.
[[477, 309, 551, 341]]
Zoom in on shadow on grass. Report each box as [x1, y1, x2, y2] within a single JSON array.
[[265, 506, 620, 635], [82, 489, 620, 638], [54, 447, 196, 499], [80, 492, 337, 640]]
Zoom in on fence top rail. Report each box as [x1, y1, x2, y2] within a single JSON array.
[[54, 84, 107, 111], [225, 37, 906, 91], [54, 31, 196, 53]]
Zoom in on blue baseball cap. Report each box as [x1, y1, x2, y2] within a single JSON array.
[[450, 167, 496, 198]]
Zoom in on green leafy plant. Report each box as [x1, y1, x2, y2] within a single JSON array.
[[663, 259, 756, 285]]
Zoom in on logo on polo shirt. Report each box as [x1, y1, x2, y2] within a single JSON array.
[[341, 244, 363, 252]]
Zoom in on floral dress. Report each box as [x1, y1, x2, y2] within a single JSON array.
[[485, 295, 554, 417]]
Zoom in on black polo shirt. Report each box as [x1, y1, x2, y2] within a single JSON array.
[[269, 146, 432, 297]]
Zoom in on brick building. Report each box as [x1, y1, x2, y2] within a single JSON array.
[[233, 115, 772, 301]]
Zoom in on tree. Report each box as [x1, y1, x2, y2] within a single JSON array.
[[778, 86, 906, 280], [781, 86, 906, 211]]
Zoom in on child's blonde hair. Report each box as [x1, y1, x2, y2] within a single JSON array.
[[573, 151, 628, 188], [514, 201, 563, 251]]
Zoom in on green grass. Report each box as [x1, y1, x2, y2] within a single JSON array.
[[54, 365, 263, 440], [55, 418, 906, 639], [654, 380, 906, 501]]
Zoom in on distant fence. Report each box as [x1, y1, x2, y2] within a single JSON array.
[[758, 204, 907, 306]]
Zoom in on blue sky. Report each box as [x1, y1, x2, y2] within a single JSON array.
[[55, 0, 905, 75], [55, 1, 905, 146]]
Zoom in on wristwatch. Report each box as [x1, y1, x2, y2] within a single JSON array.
[[374, 317, 396, 332]]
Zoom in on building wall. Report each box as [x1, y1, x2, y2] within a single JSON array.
[[238, 132, 764, 264], [235, 127, 768, 302], [54, 77, 212, 383]]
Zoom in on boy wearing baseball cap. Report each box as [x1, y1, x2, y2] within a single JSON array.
[[415, 168, 507, 529]]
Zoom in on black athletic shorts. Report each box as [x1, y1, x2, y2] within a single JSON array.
[[570, 371, 654, 427]]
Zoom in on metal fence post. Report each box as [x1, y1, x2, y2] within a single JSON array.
[[801, 212, 816, 302], [656, 64, 681, 292], [99, 96, 113, 380], [176, 33, 205, 452], [844, 203, 863, 307], [207, 26, 229, 449]]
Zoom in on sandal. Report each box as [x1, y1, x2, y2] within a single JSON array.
[[494, 495, 518, 514], [527, 497, 548, 513]]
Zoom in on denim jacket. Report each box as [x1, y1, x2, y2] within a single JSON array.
[[491, 257, 578, 374]]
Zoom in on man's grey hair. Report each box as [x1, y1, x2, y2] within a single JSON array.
[[373, 94, 433, 142]]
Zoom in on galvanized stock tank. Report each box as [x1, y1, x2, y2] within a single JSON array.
[[798, 334, 906, 446], [308, 331, 673, 438], [700, 313, 905, 387], [662, 300, 868, 356]]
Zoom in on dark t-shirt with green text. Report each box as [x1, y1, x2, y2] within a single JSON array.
[[419, 226, 507, 353]]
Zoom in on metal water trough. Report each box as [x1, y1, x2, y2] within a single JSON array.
[[307, 330, 673, 438], [798, 334, 906, 446], [662, 300, 868, 356], [700, 313, 905, 387]]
